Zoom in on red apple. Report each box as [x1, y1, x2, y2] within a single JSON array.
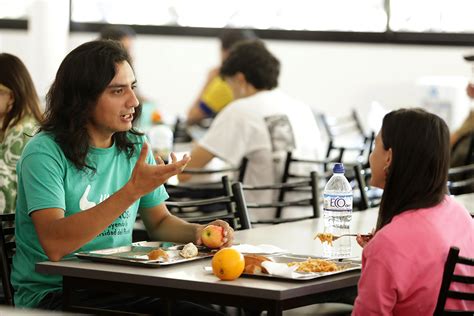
[[201, 225, 224, 248]]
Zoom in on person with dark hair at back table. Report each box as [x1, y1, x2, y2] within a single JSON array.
[[180, 40, 321, 221], [0, 53, 43, 214], [352, 108, 473, 315], [10, 40, 231, 314], [186, 28, 257, 125]]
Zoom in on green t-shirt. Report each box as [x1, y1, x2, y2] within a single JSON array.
[[11, 132, 168, 308]]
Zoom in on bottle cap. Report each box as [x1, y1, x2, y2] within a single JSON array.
[[333, 163, 345, 173]]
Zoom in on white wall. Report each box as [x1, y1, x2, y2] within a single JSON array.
[[1, 24, 473, 130]]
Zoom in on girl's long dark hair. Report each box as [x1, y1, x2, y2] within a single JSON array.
[[376, 108, 450, 230], [0, 53, 43, 133], [41, 40, 142, 171]]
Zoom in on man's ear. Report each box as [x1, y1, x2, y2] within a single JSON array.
[[235, 72, 246, 85]]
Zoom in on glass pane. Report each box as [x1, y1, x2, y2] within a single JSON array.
[[71, 0, 387, 32], [390, 0, 474, 33], [0, 0, 29, 19]]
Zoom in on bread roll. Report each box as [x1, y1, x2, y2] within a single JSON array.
[[147, 248, 169, 261], [180, 243, 198, 258], [244, 254, 272, 274]]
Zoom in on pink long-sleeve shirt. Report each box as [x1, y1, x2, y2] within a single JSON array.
[[352, 195, 474, 316]]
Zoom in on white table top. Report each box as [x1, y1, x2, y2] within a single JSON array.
[[36, 208, 379, 303], [453, 193, 473, 215]]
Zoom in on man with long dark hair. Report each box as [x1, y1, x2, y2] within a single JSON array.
[[11, 40, 231, 314]]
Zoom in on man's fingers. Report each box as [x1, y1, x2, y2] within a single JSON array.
[[137, 142, 149, 165], [152, 157, 191, 178], [170, 152, 177, 164], [156, 155, 165, 165]]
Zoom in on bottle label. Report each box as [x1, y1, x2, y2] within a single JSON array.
[[323, 193, 353, 211]]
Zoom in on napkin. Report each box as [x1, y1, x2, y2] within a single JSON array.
[[231, 244, 287, 254], [261, 261, 298, 278]]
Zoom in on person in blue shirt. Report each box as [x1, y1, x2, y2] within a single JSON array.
[[11, 39, 231, 314]]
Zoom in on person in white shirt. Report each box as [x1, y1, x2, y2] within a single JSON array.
[[179, 40, 322, 220]]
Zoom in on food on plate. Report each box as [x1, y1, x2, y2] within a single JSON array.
[[314, 233, 334, 246], [288, 258, 339, 273], [201, 225, 225, 248], [212, 248, 245, 281], [243, 254, 273, 274], [180, 242, 199, 258], [147, 248, 169, 261]]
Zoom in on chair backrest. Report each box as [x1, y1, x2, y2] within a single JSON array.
[[353, 164, 383, 210], [173, 117, 213, 144], [181, 157, 248, 183], [172, 117, 193, 144], [280, 151, 335, 182], [318, 110, 374, 168], [234, 171, 321, 225], [166, 176, 251, 231], [319, 109, 365, 141], [433, 246, 474, 316], [166, 158, 248, 201], [448, 164, 474, 196], [280, 152, 377, 212], [0, 213, 15, 306]]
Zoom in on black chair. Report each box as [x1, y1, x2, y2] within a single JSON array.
[[166, 157, 248, 200], [173, 117, 213, 144], [0, 213, 15, 306], [234, 171, 321, 225], [353, 164, 383, 210], [448, 164, 474, 196], [166, 177, 252, 231], [172, 117, 193, 144], [280, 151, 361, 213], [318, 110, 374, 168], [433, 246, 474, 316]]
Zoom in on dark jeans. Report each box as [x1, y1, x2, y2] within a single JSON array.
[[37, 289, 223, 315]]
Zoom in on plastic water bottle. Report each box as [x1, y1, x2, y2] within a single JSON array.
[[322, 163, 353, 258], [147, 124, 174, 162]]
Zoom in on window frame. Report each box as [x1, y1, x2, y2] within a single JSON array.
[[69, 22, 474, 46], [2, 0, 474, 47]]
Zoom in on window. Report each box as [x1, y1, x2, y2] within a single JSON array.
[[390, 0, 474, 33], [0, 0, 29, 19], [71, 0, 387, 32]]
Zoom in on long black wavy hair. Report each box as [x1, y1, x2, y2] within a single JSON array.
[[376, 108, 449, 230], [0, 53, 43, 133], [41, 40, 142, 171]]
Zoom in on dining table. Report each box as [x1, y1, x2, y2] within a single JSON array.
[[35, 191, 474, 316], [453, 192, 473, 216], [36, 207, 379, 316]]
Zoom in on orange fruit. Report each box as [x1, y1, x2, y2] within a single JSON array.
[[211, 248, 245, 281]]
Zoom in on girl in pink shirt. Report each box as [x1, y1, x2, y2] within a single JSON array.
[[352, 108, 474, 316]]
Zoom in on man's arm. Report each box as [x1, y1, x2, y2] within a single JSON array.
[[31, 143, 190, 262], [186, 68, 219, 125], [187, 105, 207, 126], [32, 185, 138, 262], [139, 203, 234, 247], [177, 145, 215, 182]]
